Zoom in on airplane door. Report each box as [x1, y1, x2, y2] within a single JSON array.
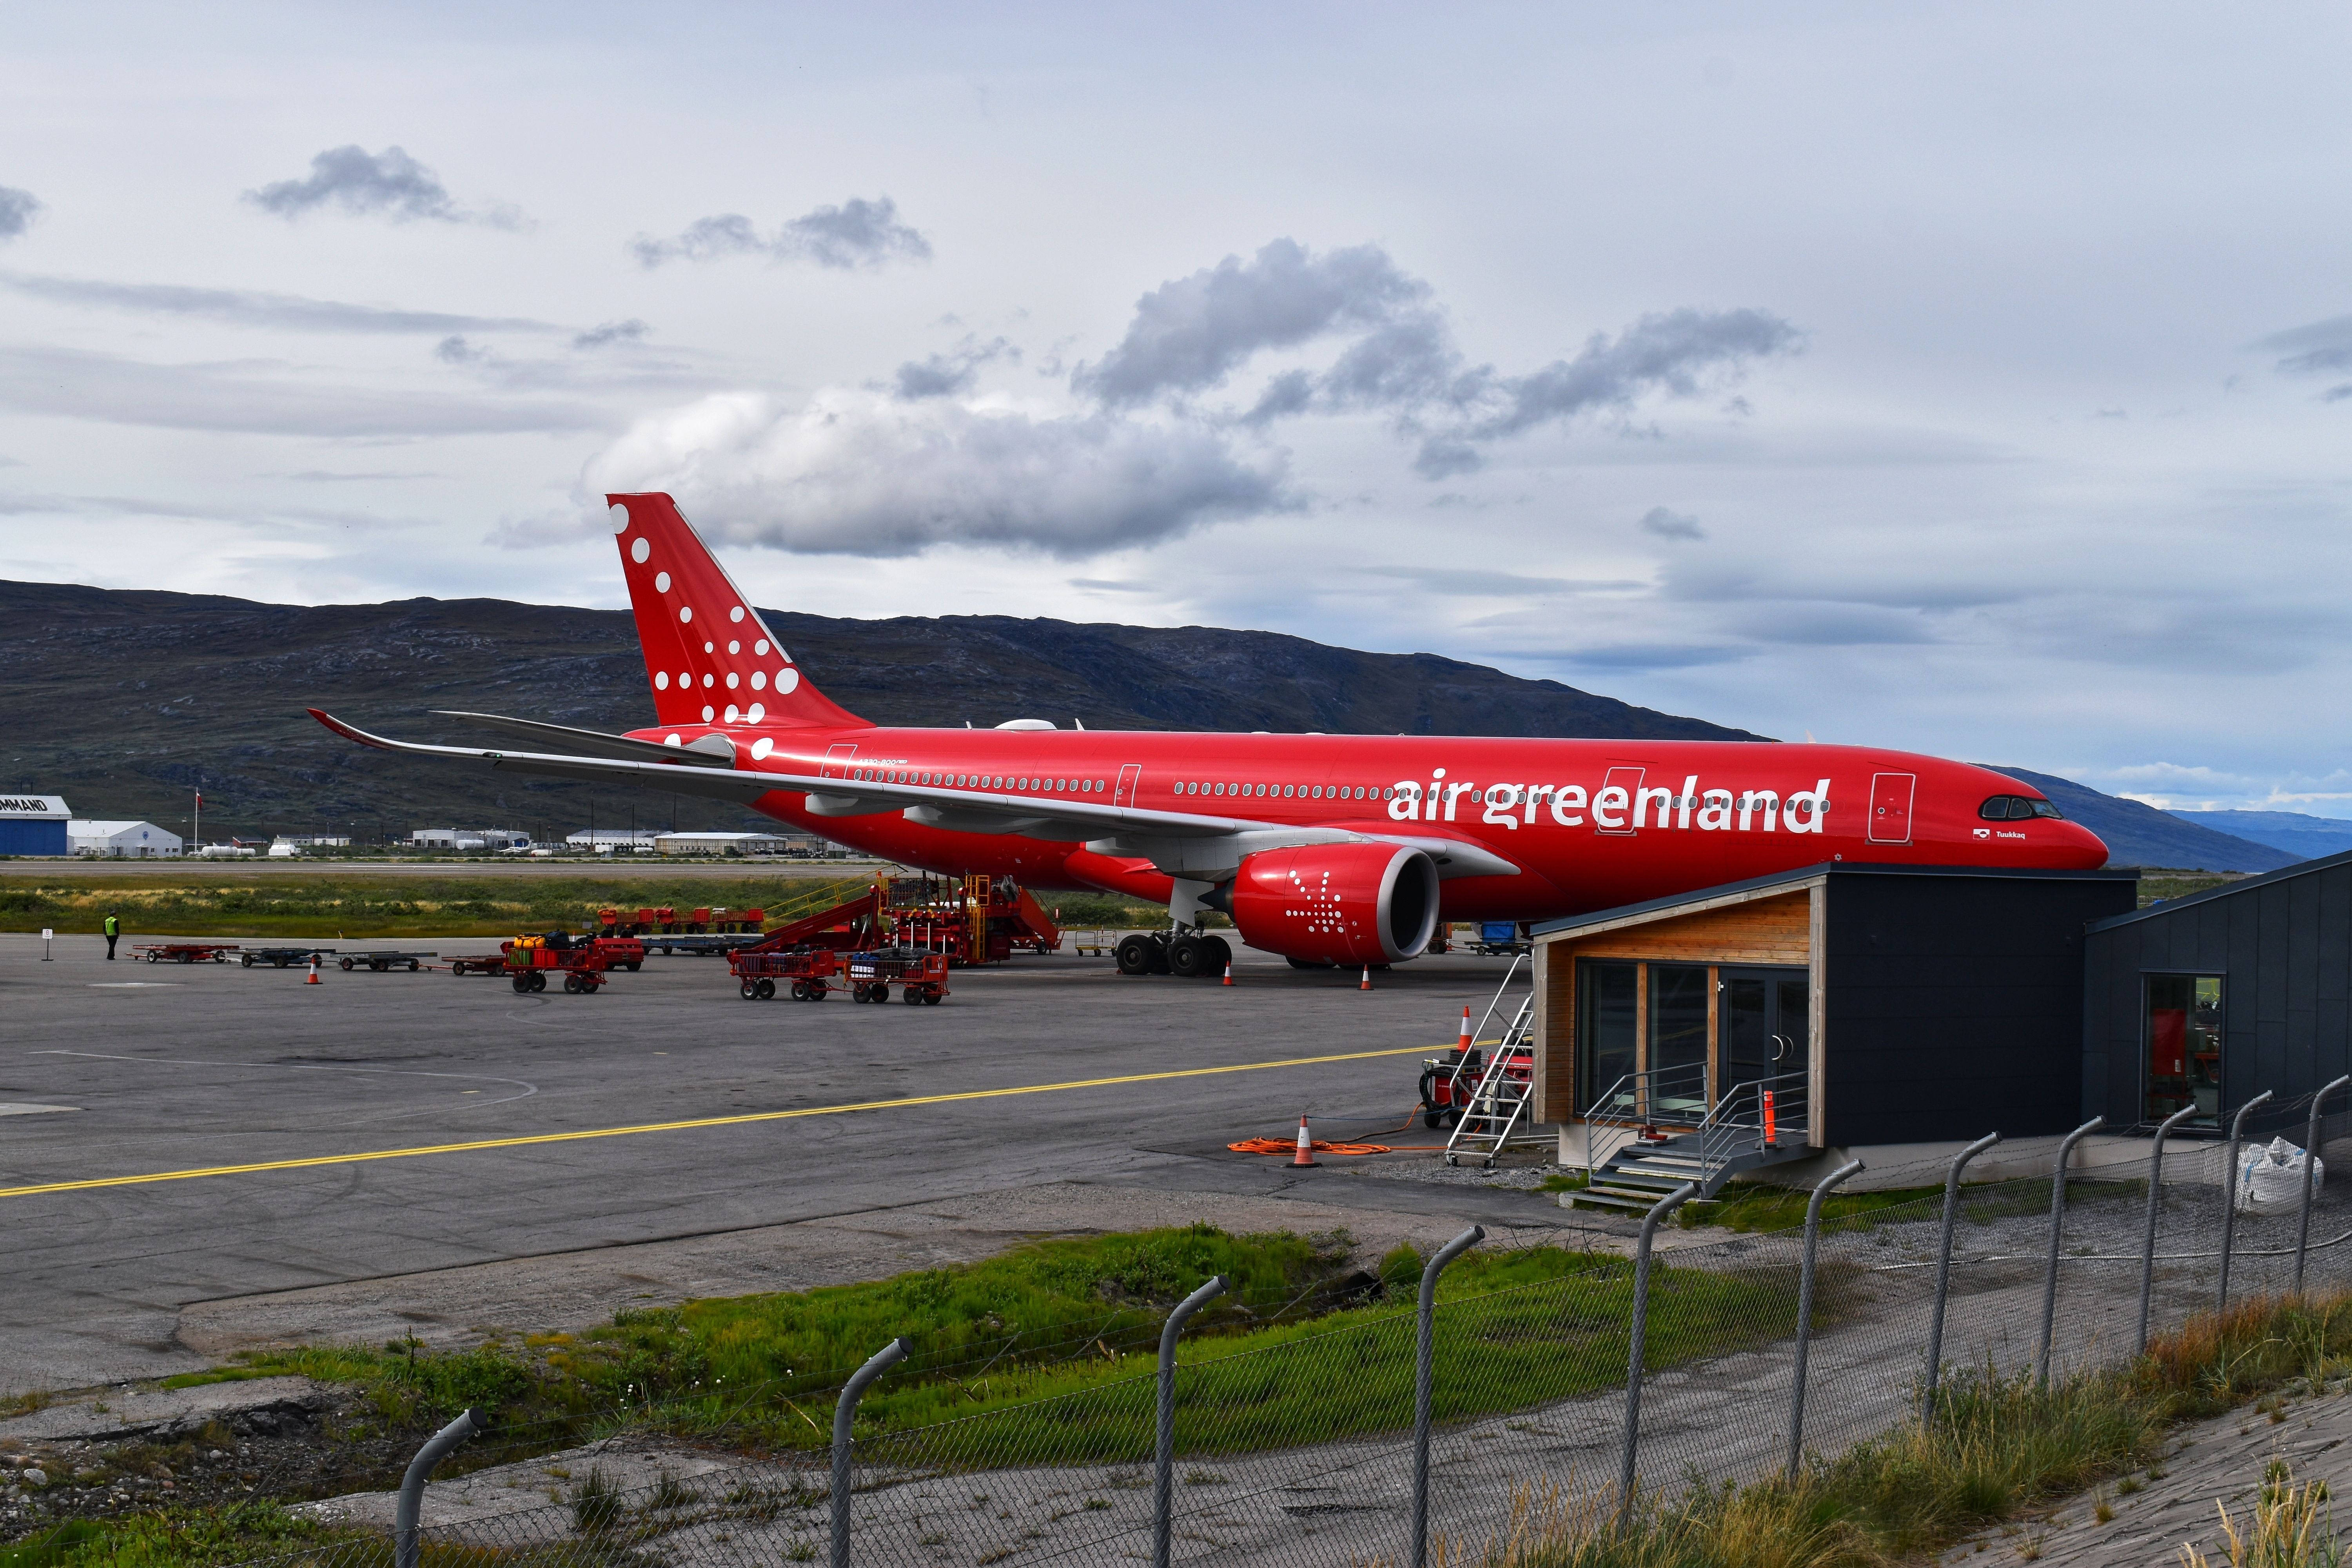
[[821, 743, 858, 779], [1597, 765, 1644, 835], [1868, 772, 1916, 844], [1114, 764, 1142, 809]]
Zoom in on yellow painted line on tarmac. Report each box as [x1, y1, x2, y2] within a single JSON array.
[[0, 1043, 1445, 1200]]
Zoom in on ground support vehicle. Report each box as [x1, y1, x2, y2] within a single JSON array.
[[504, 936, 612, 993], [593, 935, 646, 971], [1418, 1049, 1478, 1129], [1471, 920, 1530, 957], [136, 943, 239, 964], [1115, 928, 1233, 980], [845, 948, 951, 1005], [448, 954, 506, 976], [601, 906, 766, 937], [886, 875, 1061, 965], [729, 947, 841, 1000], [338, 951, 436, 972], [640, 933, 770, 958], [240, 946, 334, 968]]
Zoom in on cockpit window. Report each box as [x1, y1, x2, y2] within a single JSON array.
[[1979, 794, 2064, 822]]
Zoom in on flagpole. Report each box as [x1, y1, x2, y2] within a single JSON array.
[[194, 787, 201, 852]]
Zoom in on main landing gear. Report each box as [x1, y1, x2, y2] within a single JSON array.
[[1115, 929, 1232, 979]]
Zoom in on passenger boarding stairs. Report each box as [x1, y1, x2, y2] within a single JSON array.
[[1442, 958, 1544, 1169], [1566, 1065, 1814, 1212]]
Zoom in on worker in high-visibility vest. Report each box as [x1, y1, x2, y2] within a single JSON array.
[[103, 911, 120, 961]]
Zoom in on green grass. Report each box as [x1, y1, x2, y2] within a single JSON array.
[[1683, 1183, 1945, 1234], [218, 1225, 1791, 1467], [0, 873, 870, 939], [1485, 1290, 2352, 1568]]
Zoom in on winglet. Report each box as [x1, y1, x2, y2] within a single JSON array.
[[308, 708, 397, 750]]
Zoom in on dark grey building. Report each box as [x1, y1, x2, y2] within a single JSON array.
[[2084, 848, 2352, 1136]]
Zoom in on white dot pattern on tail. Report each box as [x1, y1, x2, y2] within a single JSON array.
[[750, 671, 766, 690], [747, 703, 765, 723], [655, 672, 669, 690], [631, 536, 650, 563], [701, 705, 714, 721], [609, 503, 630, 532], [777, 668, 800, 693], [679, 606, 692, 622], [655, 572, 671, 592]]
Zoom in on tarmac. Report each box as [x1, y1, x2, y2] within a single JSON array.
[[0, 929, 1571, 1392]]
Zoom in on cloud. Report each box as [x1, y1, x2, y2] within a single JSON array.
[[2256, 313, 2352, 377], [1354, 564, 1642, 597], [1640, 505, 1705, 541], [245, 145, 521, 227], [572, 319, 649, 350], [1080, 237, 1798, 477], [629, 196, 931, 270], [1074, 239, 1428, 407], [0, 186, 40, 241], [0, 344, 602, 437], [581, 388, 1289, 558], [893, 335, 1016, 399], [0, 270, 556, 335]]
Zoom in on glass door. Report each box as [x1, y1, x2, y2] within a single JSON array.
[[2146, 974, 2223, 1127], [1720, 967, 1808, 1099]]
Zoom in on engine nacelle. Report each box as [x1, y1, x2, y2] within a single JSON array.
[[1229, 843, 1439, 966]]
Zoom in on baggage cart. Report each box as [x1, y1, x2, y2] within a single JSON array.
[[844, 947, 951, 1005], [729, 946, 840, 1001]]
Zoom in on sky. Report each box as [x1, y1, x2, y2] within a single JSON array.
[[1, 3, 2347, 815]]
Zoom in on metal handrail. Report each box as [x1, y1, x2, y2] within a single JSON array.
[[1692, 1071, 1810, 1193]]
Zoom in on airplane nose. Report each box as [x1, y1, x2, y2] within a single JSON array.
[[2065, 820, 2111, 868]]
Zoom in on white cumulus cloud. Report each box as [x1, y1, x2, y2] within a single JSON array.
[[581, 390, 1289, 558]]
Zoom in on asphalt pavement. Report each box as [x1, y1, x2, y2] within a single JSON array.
[[0, 931, 1560, 1391]]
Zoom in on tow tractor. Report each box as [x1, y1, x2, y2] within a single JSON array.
[[845, 947, 951, 1005]]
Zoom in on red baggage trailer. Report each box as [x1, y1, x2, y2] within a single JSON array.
[[845, 948, 951, 1005], [729, 946, 841, 1001]]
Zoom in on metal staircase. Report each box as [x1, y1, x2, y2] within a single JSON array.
[[1442, 994, 1540, 1167], [1566, 1068, 1815, 1212]]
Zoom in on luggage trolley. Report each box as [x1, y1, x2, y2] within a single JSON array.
[[730, 947, 842, 1001], [504, 934, 612, 994], [845, 947, 951, 1005]]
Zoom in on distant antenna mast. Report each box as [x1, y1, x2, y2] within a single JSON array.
[[193, 785, 201, 850]]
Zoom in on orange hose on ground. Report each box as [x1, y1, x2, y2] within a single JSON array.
[[1227, 1138, 1392, 1156]]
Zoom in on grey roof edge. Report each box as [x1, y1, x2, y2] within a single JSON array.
[[2087, 845, 2352, 934], [1531, 860, 2140, 942]]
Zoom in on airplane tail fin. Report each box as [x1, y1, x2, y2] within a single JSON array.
[[606, 492, 868, 733]]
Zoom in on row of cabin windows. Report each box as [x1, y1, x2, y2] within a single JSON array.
[[1176, 782, 1393, 801], [850, 769, 1109, 792]]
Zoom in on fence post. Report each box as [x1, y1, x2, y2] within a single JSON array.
[[831, 1337, 909, 1568], [2035, 1116, 2105, 1385], [1618, 1181, 1698, 1521], [1411, 1225, 1484, 1568], [1785, 1159, 1864, 1479], [395, 1407, 485, 1568], [2218, 1090, 2275, 1311], [2139, 1103, 2200, 1355], [1154, 1274, 1229, 1568], [2296, 1076, 2350, 1294], [1922, 1131, 2001, 1426]]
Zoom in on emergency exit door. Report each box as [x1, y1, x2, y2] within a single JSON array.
[[1114, 764, 1142, 808], [1869, 772, 1916, 844], [1720, 967, 1808, 1102]]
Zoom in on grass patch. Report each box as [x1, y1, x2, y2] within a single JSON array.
[[0, 873, 869, 939], [1484, 1289, 2352, 1567], [0, 1504, 363, 1568], [221, 1225, 1790, 1466], [1683, 1183, 1945, 1234]]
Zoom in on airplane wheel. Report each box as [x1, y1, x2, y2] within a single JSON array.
[[1204, 935, 1232, 971], [1168, 934, 1207, 979], [1115, 935, 1158, 976]]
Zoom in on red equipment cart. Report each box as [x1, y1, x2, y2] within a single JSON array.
[[729, 947, 841, 1001], [844, 948, 951, 1005], [504, 937, 612, 994], [136, 942, 239, 964]]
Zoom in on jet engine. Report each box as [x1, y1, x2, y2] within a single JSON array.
[[1229, 842, 1439, 966]]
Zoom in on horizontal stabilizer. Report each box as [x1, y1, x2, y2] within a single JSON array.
[[428, 711, 734, 767]]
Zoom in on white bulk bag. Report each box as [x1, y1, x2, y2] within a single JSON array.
[[2237, 1136, 2324, 1215]]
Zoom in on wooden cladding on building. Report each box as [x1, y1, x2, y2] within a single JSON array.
[[1533, 887, 1817, 1126]]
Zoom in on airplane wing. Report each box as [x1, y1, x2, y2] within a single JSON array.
[[307, 709, 1523, 877]]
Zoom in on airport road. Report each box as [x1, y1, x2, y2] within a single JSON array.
[[0, 932, 1565, 1390]]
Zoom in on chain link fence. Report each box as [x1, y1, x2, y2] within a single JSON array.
[[189, 1100, 2352, 1566]]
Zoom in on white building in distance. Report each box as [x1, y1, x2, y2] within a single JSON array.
[[654, 831, 805, 855], [409, 828, 531, 850], [71, 820, 183, 858]]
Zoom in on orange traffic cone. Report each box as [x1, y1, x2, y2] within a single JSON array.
[[1359, 965, 1372, 991], [1222, 962, 1234, 986], [306, 956, 320, 985], [1458, 1006, 1472, 1052], [1291, 1114, 1320, 1168]]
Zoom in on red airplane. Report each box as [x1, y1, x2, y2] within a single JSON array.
[[310, 491, 2109, 977]]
